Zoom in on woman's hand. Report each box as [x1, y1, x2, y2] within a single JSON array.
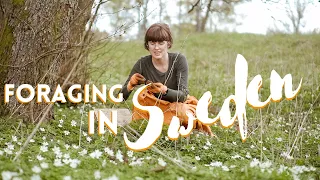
[[127, 73, 145, 91], [148, 82, 167, 95]]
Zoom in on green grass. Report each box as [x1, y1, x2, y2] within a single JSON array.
[[1, 32, 319, 179]]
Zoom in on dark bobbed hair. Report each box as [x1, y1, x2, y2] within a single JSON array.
[[144, 23, 173, 50]]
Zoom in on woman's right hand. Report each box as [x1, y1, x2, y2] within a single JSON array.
[[127, 73, 146, 91]]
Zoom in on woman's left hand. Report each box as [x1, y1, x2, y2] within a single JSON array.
[[148, 82, 167, 95]]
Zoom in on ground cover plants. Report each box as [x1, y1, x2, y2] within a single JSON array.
[[1, 32, 319, 180]]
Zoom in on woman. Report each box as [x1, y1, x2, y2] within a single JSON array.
[[121, 23, 213, 136]]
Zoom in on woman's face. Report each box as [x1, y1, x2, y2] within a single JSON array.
[[148, 41, 169, 60]]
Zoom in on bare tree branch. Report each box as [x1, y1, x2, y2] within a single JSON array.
[[188, 0, 201, 13]]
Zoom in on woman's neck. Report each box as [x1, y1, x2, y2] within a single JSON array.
[[152, 53, 169, 66], [152, 53, 169, 73]]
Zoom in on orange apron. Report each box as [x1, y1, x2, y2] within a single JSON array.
[[132, 88, 214, 136]]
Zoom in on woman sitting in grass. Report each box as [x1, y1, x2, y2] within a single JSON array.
[[120, 23, 213, 136]]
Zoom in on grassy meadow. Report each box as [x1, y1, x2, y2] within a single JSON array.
[[1, 33, 319, 180]]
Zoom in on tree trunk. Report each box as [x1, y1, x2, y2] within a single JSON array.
[[195, 2, 201, 32], [138, 0, 149, 39], [0, 0, 93, 122], [200, 0, 213, 32]]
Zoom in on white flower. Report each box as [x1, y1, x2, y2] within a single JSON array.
[[55, 152, 62, 159], [72, 144, 79, 149], [260, 161, 272, 169], [222, 165, 229, 171], [104, 147, 114, 156], [158, 158, 166, 167], [40, 162, 49, 169], [59, 119, 64, 124], [30, 139, 35, 143], [42, 142, 48, 146], [277, 165, 288, 174], [64, 153, 70, 159], [290, 165, 307, 175], [37, 155, 45, 161], [116, 150, 123, 162], [262, 147, 267, 151], [40, 128, 45, 132], [52, 146, 60, 154], [63, 176, 72, 180], [90, 150, 102, 159], [231, 154, 242, 159], [191, 146, 195, 151], [54, 159, 63, 167], [71, 120, 77, 127], [127, 151, 133, 158], [103, 175, 119, 180], [86, 137, 92, 142], [17, 142, 22, 146], [1, 171, 19, 180], [245, 152, 252, 159], [30, 174, 41, 180], [4, 148, 13, 155], [12, 136, 18, 142], [250, 158, 260, 167], [58, 124, 63, 128], [209, 161, 222, 167], [63, 158, 70, 165], [40, 145, 48, 152], [64, 131, 70, 136], [70, 159, 81, 168], [94, 170, 101, 180], [32, 166, 42, 173], [7, 143, 14, 150], [110, 160, 117, 165], [250, 145, 255, 149], [65, 144, 70, 150], [79, 149, 87, 156], [203, 145, 209, 150], [276, 137, 283, 142], [82, 131, 88, 137], [232, 141, 237, 145], [177, 177, 184, 180], [42, 136, 46, 140], [206, 140, 212, 147], [195, 156, 201, 161], [129, 159, 143, 166]]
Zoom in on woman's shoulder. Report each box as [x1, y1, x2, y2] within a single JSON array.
[[169, 52, 186, 61], [135, 55, 152, 65], [169, 53, 187, 66]]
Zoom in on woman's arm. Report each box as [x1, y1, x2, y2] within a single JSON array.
[[120, 59, 143, 101], [161, 54, 189, 102]]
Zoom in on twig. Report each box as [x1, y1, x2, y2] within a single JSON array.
[[188, 0, 201, 13]]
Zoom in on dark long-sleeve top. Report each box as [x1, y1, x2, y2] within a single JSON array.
[[120, 52, 189, 102]]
